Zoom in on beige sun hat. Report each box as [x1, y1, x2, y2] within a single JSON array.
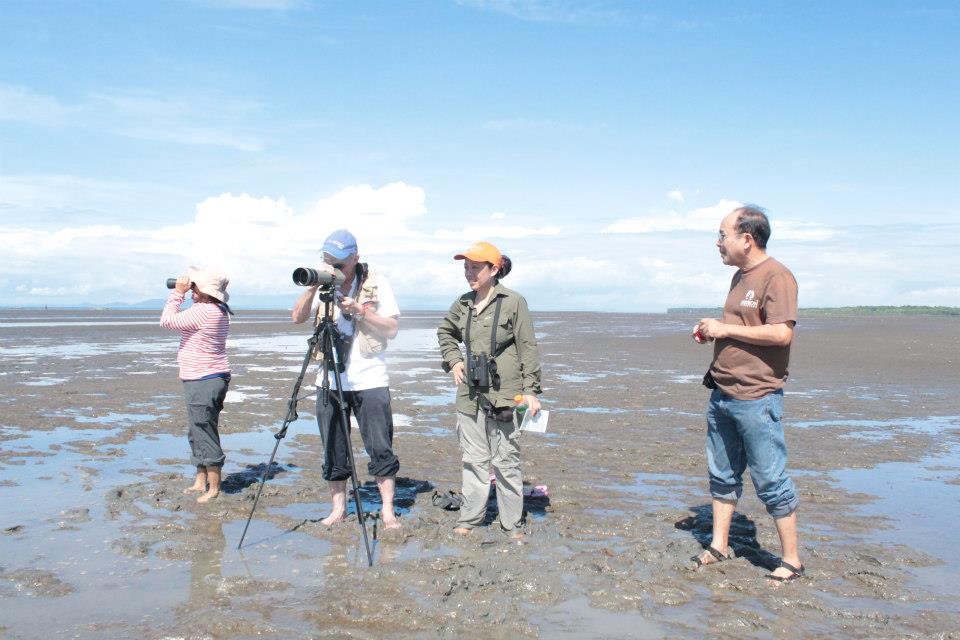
[[187, 267, 230, 303]]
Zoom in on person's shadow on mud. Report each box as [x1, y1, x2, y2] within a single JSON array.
[[675, 504, 780, 570], [220, 461, 295, 494], [353, 477, 433, 514]]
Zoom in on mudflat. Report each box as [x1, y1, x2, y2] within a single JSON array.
[[1, 309, 958, 639]]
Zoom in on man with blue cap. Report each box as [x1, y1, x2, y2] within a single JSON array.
[[292, 229, 403, 529]]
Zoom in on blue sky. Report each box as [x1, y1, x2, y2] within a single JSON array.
[[1, 0, 957, 311]]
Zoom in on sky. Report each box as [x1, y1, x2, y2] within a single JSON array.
[[1, 0, 958, 311]]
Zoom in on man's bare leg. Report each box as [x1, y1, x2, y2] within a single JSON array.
[[768, 511, 802, 579], [376, 476, 401, 529], [197, 466, 220, 503], [695, 497, 736, 565], [321, 480, 348, 526], [185, 466, 207, 494]]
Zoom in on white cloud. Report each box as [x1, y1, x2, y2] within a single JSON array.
[[0, 175, 138, 210], [0, 182, 434, 301], [1, 183, 957, 311], [903, 286, 960, 303], [603, 199, 741, 234], [433, 225, 561, 240], [0, 85, 74, 126], [0, 84, 267, 151], [458, 0, 624, 25], [772, 220, 835, 241], [490, 211, 507, 220], [601, 200, 836, 243], [667, 189, 684, 204], [200, 0, 303, 8]]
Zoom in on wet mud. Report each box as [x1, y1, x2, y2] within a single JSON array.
[[1, 309, 959, 638]]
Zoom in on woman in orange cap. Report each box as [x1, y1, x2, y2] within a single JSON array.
[[437, 241, 542, 538]]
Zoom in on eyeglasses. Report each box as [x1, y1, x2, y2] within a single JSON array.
[[717, 231, 741, 242], [332, 263, 345, 270]]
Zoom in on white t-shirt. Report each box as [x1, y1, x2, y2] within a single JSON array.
[[312, 271, 400, 391]]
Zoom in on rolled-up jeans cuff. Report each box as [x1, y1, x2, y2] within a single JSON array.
[[768, 497, 800, 519], [709, 482, 743, 502]]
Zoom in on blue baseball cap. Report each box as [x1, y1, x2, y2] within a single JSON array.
[[321, 229, 358, 260]]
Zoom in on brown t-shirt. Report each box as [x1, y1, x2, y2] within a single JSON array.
[[709, 257, 798, 400]]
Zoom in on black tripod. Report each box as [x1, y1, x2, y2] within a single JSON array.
[[237, 287, 374, 566]]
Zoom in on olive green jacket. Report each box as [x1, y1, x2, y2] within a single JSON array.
[[437, 283, 542, 415]]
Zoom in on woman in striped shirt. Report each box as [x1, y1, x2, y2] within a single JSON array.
[[160, 268, 232, 504]]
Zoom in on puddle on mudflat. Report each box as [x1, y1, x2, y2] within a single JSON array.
[[396, 424, 451, 437], [379, 539, 459, 563], [408, 391, 457, 407], [557, 372, 610, 383], [70, 411, 165, 425], [791, 415, 960, 441], [0, 425, 300, 526], [18, 376, 71, 386], [0, 340, 172, 359], [564, 407, 631, 414], [1, 518, 333, 639], [604, 471, 698, 511], [531, 595, 666, 639], [669, 374, 703, 384], [831, 447, 960, 598]]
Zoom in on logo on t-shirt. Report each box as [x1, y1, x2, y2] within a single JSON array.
[[740, 289, 759, 308]]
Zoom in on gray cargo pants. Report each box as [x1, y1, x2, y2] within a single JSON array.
[[455, 408, 523, 532], [183, 375, 229, 468]]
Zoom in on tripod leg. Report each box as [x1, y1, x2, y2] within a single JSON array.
[[324, 329, 374, 567], [237, 318, 321, 549], [341, 411, 374, 567], [237, 434, 283, 549]]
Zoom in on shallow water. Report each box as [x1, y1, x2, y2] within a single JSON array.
[[832, 445, 960, 599]]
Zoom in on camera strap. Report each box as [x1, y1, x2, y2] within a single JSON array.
[[464, 295, 503, 364]]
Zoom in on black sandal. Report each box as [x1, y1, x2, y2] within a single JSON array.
[[691, 545, 730, 568], [765, 560, 805, 582]]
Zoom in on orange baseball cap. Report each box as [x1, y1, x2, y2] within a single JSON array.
[[454, 241, 502, 266]]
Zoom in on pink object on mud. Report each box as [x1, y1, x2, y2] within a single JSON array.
[[523, 485, 548, 497], [489, 470, 496, 484]]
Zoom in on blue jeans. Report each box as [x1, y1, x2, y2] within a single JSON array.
[[706, 388, 799, 518]]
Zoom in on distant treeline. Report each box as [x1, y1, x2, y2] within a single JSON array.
[[668, 306, 960, 316]]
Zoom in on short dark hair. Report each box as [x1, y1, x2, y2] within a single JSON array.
[[735, 205, 770, 249], [490, 255, 512, 281]]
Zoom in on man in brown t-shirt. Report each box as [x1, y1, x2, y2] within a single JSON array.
[[691, 205, 804, 582]]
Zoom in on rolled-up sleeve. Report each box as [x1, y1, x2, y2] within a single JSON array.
[[437, 299, 465, 372], [160, 291, 205, 330], [513, 295, 542, 395]]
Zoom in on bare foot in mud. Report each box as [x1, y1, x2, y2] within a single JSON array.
[[381, 513, 401, 530], [321, 512, 347, 527], [453, 527, 471, 536], [184, 469, 207, 494], [196, 490, 219, 504]]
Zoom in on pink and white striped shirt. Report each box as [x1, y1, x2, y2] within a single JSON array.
[[160, 291, 230, 381]]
